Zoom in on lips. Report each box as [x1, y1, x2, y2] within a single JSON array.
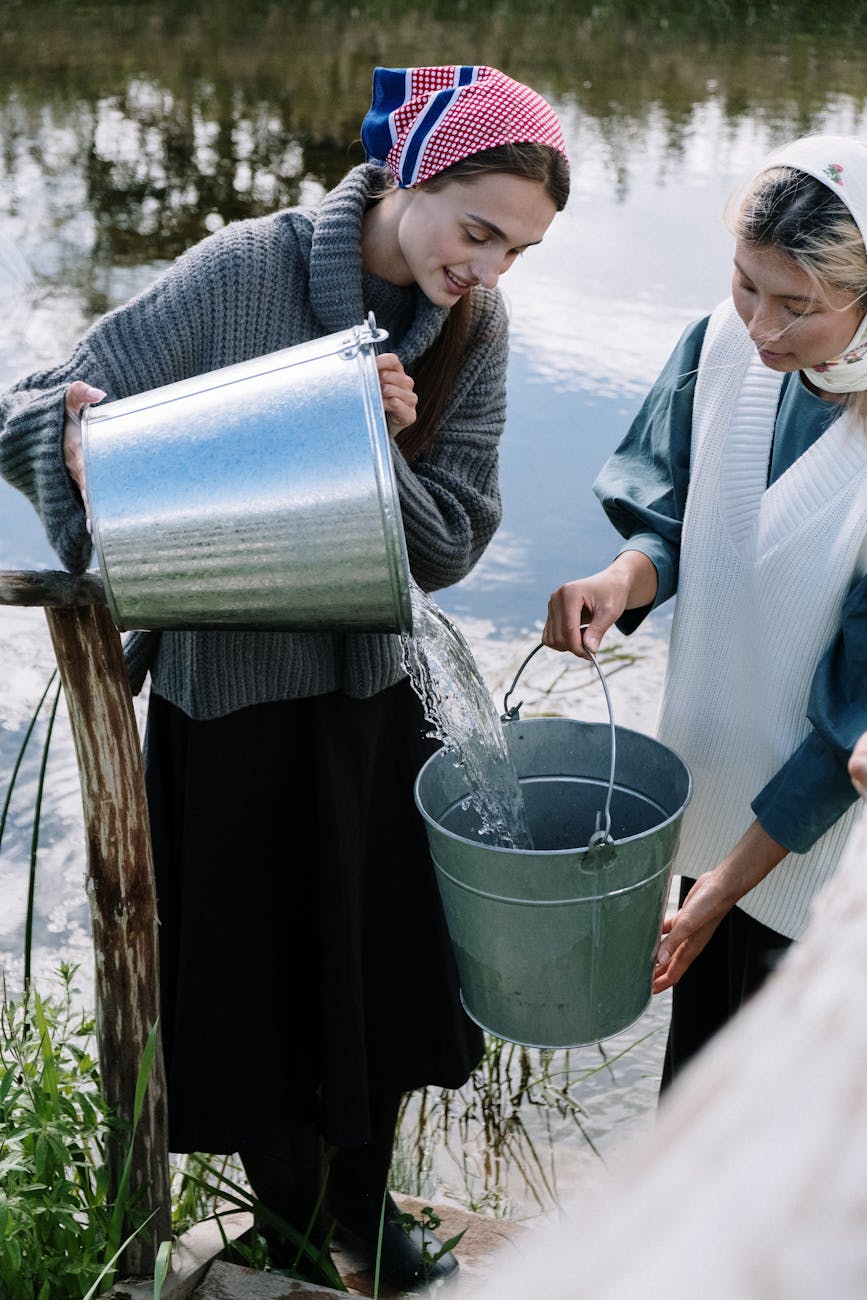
[[757, 346, 789, 362], [444, 268, 473, 295]]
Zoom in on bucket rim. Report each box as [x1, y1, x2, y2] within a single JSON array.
[[413, 717, 693, 857]]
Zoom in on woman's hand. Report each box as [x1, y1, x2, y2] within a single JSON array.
[[376, 353, 417, 436], [849, 732, 867, 797], [63, 381, 106, 526], [543, 551, 658, 659], [652, 821, 788, 993]]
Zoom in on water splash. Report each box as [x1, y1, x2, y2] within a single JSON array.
[[401, 582, 533, 850]]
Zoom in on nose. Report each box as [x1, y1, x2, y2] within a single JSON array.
[[470, 248, 507, 290], [746, 297, 784, 348]]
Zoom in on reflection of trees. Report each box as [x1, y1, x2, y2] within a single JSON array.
[[0, 0, 865, 274], [84, 80, 310, 260]]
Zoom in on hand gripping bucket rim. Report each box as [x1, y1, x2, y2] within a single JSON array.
[[414, 642, 693, 1048], [81, 314, 413, 634]]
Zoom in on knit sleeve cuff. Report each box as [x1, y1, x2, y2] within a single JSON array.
[[0, 384, 93, 573]]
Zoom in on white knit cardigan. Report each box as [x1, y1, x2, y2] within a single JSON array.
[[657, 298, 867, 938]]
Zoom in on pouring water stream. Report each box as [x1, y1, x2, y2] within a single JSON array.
[[401, 582, 534, 850]]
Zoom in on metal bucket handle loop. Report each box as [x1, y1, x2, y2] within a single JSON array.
[[501, 635, 616, 847], [339, 310, 389, 358]]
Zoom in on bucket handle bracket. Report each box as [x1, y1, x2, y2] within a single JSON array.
[[500, 635, 617, 849], [339, 310, 389, 360]]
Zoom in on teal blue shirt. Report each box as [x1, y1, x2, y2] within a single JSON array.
[[594, 317, 867, 854]]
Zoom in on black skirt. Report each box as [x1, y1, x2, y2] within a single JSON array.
[[144, 678, 483, 1154]]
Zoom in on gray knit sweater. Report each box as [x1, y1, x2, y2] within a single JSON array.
[[0, 165, 509, 718]]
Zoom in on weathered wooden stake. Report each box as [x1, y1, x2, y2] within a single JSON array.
[[1, 572, 171, 1275]]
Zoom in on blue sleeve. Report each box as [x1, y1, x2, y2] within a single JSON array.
[[592, 318, 708, 634], [752, 571, 867, 851]]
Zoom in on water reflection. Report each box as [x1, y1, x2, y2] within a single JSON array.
[[2, 3, 866, 612]]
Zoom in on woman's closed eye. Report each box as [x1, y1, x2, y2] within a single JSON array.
[[783, 302, 814, 319]]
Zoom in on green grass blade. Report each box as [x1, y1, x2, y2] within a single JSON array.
[[153, 1238, 172, 1299], [0, 670, 57, 859], [81, 1209, 158, 1300], [107, 1018, 161, 1263], [23, 678, 62, 990]]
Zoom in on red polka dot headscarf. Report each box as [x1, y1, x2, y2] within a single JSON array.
[[361, 65, 568, 189]]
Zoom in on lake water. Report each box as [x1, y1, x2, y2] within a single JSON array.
[[1, 0, 866, 1215]]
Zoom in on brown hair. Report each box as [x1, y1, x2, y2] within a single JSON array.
[[731, 166, 867, 423], [395, 141, 570, 461]]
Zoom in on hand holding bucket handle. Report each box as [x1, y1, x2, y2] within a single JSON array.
[[501, 630, 616, 847]]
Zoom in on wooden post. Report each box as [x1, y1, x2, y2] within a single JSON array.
[[1, 572, 170, 1275]]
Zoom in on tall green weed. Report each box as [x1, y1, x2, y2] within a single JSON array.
[[0, 965, 153, 1298]]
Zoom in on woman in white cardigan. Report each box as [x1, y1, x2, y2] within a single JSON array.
[[544, 135, 867, 1084]]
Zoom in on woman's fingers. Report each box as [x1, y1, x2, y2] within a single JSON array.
[[543, 574, 627, 659], [376, 353, 417, 434], [849, 732, 867, 796], [63, 382, 106, 527], [543, 581, 593, 657], [65, 380, 107, 418], [651, 873, 731, 993]]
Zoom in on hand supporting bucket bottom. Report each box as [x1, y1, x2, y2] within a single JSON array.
[[414, 644, 692, 1048]]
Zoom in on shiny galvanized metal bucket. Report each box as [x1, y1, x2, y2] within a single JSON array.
[[81, 315, 412, 633], [414, 645, 692, 1048]]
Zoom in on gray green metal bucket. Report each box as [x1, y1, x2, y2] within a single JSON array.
[[413, 649, 692, 1048]]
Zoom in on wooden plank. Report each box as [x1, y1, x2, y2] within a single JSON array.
[[0, 569, 105, 607], [44, 601, 171, 1275]]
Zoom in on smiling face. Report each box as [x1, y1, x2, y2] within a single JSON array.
[[732, 238, 865, 374], [365, 171, 559, 307]]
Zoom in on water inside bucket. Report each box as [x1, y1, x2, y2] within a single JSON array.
[[400, 583, 533, 850]]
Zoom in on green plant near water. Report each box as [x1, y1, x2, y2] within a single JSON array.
[[0, 964, 159, 1299]]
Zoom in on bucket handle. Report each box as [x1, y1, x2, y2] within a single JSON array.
[[500, 636, 616, 848]]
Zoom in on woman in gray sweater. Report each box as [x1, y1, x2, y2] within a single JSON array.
[[0, 64, 568, 1287]]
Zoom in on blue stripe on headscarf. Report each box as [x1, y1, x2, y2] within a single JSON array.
[[399, 67, 479, 186], [361, 67, 412, 165], [361, 65, 480, 181]]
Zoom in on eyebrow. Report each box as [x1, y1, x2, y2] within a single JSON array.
[[465, 212, 543, 248], [733, 260, 812, 302]]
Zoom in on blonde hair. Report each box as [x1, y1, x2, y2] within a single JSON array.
[[731, 166, 867, 422]]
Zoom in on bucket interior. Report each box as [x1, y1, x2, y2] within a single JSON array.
[[437, 773, 672, 851]]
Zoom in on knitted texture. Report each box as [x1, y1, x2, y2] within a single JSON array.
[[657, 299, 867, 938], [0, 165, 509, 718]]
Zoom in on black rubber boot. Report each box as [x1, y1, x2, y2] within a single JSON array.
[[238, 1126, 341, 1288], [326, 1095, 459, 1292]]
